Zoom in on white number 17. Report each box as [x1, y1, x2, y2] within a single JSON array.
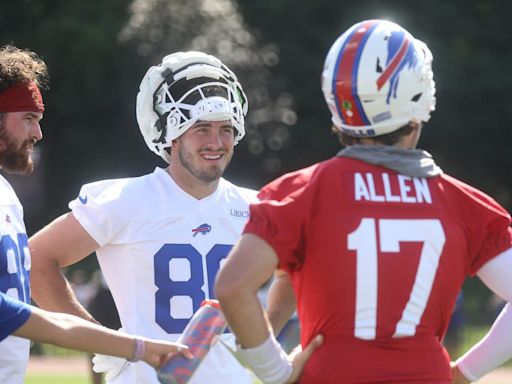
[[348, 218, 445, 340]]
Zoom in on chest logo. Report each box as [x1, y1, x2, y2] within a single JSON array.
[[192, 223, 212, 237]]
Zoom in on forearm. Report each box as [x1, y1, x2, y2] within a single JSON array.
[[220, 286, 270, 348], [31, 262, 95, 321], [29, 212, 100, 321], [456, 303, 512, 381], [457, 249, 512, 381], [15, 306, 132, 358], [216, 234, 279, 348], [267, 271, 296, 336]]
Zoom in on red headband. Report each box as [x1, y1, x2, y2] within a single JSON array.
[[0, 81, 44, 113]]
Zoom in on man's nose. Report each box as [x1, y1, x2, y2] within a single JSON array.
[[206, 130, 223, 148], [32, 121, 43, 141]]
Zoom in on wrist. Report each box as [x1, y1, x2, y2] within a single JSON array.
[[236, 334, 292, 384], [129, 337, 145, 362]]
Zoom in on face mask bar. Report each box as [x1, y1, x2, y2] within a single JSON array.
[[152, 67, 246, 145]]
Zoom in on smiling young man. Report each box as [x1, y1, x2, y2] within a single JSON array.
[[0, 44, 48, 384], [29, 51, 257, 384]]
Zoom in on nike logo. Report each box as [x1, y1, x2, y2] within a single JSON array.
[[78, 195, 88, 204]]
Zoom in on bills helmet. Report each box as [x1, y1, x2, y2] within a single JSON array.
[[136, 51, 248, 163], [321, 19, 436, 137]]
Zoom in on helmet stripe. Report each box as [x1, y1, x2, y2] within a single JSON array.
[[376, 36, 410, 90], [333, 20, 378, 127]]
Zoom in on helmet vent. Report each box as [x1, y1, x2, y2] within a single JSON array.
[[411, 93, 422, 102]]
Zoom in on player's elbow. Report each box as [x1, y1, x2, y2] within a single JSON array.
[[215, 268, 248, 305]]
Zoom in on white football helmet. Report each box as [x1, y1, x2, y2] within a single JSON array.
[[136, 51, 248, 162], [321, 19, 436, 137]]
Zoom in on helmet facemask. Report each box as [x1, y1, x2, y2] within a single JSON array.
[[136, 52, 248, 163], [153, 73, 245, 148]]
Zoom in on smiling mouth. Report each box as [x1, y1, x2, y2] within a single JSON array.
[[202, 153, 222, 160]]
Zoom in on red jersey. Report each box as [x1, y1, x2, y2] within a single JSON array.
[[244, 156, 512, 383]]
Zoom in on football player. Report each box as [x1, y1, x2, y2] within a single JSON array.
[[0, 44, 47, 384], [29, 52, 256, 383], [216, 19, 512, 383]]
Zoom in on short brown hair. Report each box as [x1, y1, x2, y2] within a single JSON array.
[[334, 123, 415, 147]]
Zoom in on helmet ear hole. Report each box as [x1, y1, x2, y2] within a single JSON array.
[[152, 117, 167, 145], [411, 93, 422, 102]]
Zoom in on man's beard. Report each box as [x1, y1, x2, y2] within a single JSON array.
[[178, 146, 232, 184], [0, 136, 35, 175]]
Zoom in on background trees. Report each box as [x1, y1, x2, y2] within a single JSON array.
[[2, 0, 511, 322]]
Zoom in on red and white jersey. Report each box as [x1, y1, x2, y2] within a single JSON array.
[[0, 175, 31, 384], [70, 167, 256, 384], [245, 155, 512, 383]]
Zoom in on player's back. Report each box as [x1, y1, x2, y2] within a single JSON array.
[[257, 154, 511, 383]]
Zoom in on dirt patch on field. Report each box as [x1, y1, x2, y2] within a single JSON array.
[[28, 355, 89, 375]]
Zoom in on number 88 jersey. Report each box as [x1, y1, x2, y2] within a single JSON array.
[[69, 167, 257, 384]]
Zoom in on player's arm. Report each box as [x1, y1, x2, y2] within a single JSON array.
[[14, 304, 191, 368], [454, 247, 512, 382], [267, 270, 297, 336], [215, 234, 322, 384], [29, 212, 99, 321]]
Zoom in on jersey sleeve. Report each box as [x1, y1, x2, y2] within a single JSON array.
[[460, 182, 512, 276], [0, 292, 31, 342], [68, 180, 126, 247], [445, 175, 512, 275], [244, 166, 318, 272]]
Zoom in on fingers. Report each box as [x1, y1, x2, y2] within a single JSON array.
[[175, 343, 193, 359], [286, 335, 323, 383], [450, 365, 471, 384], [302, 335, 323, 357]]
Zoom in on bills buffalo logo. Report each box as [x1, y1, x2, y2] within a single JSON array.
[[192, 223, 212, 237], [376, 30, 418, 104]]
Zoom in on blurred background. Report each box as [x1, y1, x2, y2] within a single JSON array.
[[2, 0, 511, 381]]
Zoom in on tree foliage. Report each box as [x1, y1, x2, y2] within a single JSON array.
[[1, 0, 511, 238]]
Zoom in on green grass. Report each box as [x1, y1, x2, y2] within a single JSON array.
[[25, 325, 510, 384], [25, 373, 89, 384]]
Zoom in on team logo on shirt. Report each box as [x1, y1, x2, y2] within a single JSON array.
[[192, 223, 212, 237], [78, 194, 88, 204]]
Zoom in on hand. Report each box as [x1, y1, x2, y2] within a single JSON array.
[[92, 354, 129, 381], [285, 335, 323, 383], [143, 339, 193, 369], [451, 362, 471, 384]]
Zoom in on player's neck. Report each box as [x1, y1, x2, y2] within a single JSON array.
[[166, 166, 220, 200]]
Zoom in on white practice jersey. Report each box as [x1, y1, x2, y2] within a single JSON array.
[[0, 175, 31, 384], [70, 167, 257, 384]]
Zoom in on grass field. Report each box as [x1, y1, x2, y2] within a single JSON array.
[[25, 374, 89, 384], [25, 325, 512, 383]]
